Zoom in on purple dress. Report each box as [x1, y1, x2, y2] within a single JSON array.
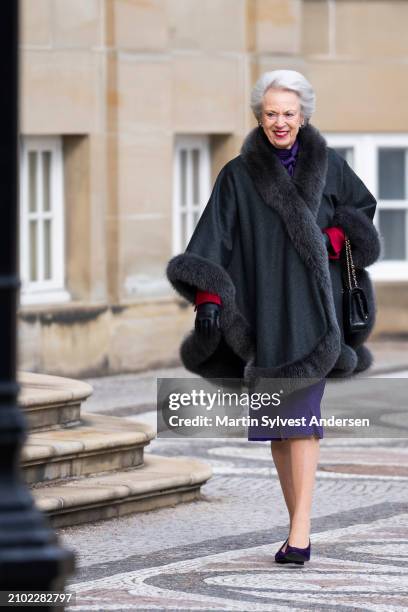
[[247, 136, 326, 441]]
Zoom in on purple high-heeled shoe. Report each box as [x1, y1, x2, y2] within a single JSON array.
[[275, 538, 311, 565], [274, 538, 289, 563]]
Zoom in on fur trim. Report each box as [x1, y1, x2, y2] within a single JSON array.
[[240, 126, 333, 275], [354, 344, 374, 373], [328, 343, 373, 378], [332, 204, 382, 269], [240, 125, 328, 220], [242, 337, 341, 386], [166, 252, 255, 378], [329, 343, 358, 377], [240, 125, 341, 386], [167, 252, 234, 311]]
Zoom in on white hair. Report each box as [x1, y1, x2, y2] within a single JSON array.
[[250, 70, 316, 124]]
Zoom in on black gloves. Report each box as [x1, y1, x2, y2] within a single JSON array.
[[195, 302, 221, 338]]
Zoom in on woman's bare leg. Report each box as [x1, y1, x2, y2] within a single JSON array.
[[271, 439, 296, 526], [286, 436, 320, 548], [271, 436, 320, 550]]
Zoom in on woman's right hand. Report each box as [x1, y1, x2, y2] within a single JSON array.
[[195, 303, 221, 338]]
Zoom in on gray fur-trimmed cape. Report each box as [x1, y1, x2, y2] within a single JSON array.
[[166, 124, 382, 389]]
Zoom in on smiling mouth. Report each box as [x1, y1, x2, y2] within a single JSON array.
[[274, 131, 289, 136]]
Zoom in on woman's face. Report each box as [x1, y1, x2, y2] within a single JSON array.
[[260, 88, 304, 149]]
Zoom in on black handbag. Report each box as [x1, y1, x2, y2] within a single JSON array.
[[342, 235, 370, 336]]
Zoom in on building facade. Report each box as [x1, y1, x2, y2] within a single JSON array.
[[19, 0, 408, 377]]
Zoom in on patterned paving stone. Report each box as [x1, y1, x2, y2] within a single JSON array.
[[67, 509, 408, 610], [61, 362, 408, 610], [60, 433, 408, 611]]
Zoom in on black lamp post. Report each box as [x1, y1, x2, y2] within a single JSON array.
[[0, 0, 75, 602]]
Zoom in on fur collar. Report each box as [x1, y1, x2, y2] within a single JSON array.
[[238, 123, 341, 384], [240, 124, 328, 220]]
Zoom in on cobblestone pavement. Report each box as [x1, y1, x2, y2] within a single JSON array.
[[59, 342, 408, 610], [63, 435, 408, 610]]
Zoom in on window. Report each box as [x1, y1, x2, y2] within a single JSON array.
[[377, 148, 406, 261], [173, 135, 211, 254], [20, 136, 70, 304], [324, 133, 408, 281]]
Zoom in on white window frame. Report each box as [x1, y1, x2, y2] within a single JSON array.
[[172, 135, 211, 255], [324, 133, 408, 281], [20, 136, 70, 305]]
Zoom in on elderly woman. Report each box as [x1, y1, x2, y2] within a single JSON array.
[[166, 70, 381, 564]]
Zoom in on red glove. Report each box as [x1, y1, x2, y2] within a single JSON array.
[[322, 227, 345, 260], [194, 290, 222, 311]]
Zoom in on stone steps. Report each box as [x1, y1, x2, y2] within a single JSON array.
[[32, 453, 212, 528], [18, 371, 213, 527], [22, 413, 155, 485], [19, 371, 92, 431]]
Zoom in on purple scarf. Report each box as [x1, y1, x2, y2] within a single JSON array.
[[271, 138, 299, 177]]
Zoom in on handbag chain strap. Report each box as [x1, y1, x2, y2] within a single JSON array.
[[344, 235, 358, 290]]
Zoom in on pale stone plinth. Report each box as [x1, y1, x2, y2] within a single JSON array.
[[19, 298, 193, 378]]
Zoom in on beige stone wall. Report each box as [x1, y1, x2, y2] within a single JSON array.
[[255, 0, 302, 55], [301, 0, 408, 131], [18, 0, 408, 377], [373, 284, 408, 337], [18, 298, 190, 377]]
